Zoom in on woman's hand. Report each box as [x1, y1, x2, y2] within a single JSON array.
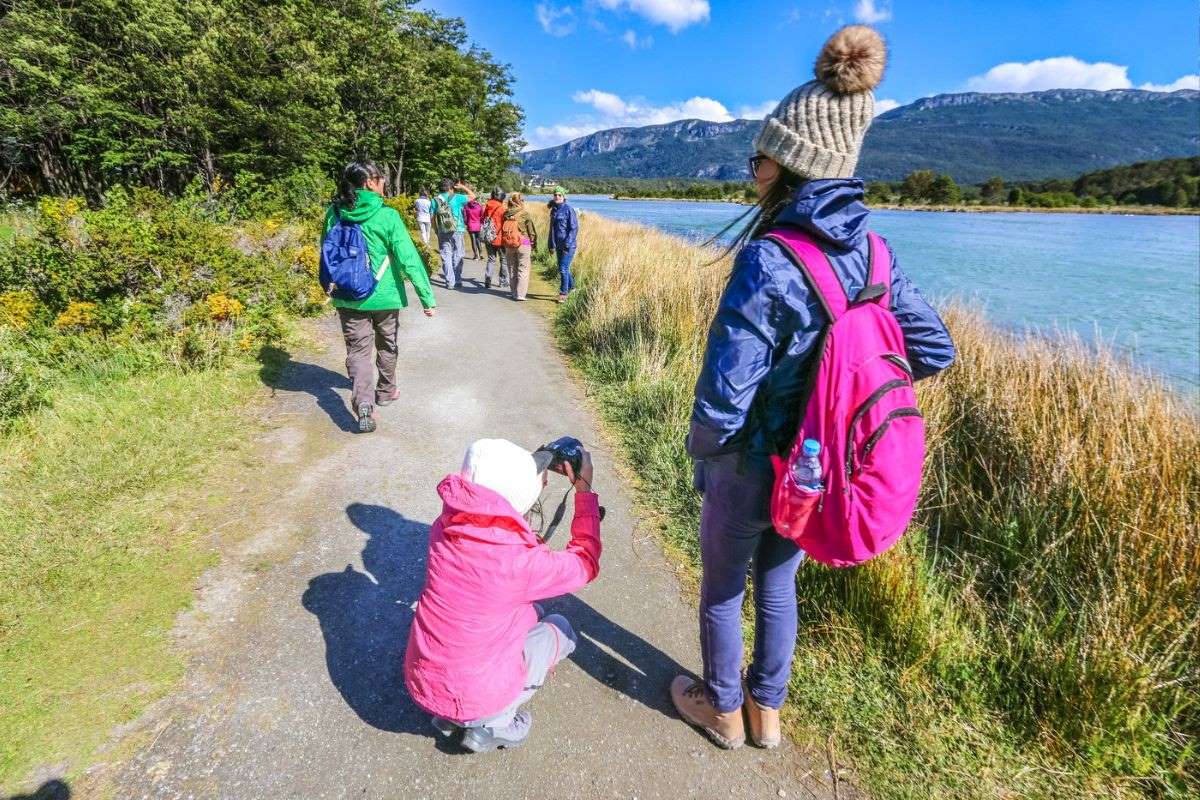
[[424, 307, 437, 318], [562, 449, 595, 493]]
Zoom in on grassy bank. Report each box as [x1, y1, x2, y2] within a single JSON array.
[[547, 211, 1199, 799], [0, 350, 283, 790]]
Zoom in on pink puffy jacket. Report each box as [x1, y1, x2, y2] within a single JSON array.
[[404, 474, 602, 722]]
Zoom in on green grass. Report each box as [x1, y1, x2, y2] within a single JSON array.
[[0, 351, 282, 792]]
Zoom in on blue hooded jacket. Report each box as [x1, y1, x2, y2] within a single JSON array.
[[688, 178, 955, 464], [549, 201, 578, 251]]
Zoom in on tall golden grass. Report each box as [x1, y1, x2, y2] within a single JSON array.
[[549, 211, 1199, 798]]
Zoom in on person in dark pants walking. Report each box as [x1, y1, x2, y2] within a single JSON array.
[[321, 161, 437, 433], [547, 186, 578, 303]]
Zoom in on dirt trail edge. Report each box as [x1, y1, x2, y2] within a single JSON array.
[[104, 266, 841, 800]]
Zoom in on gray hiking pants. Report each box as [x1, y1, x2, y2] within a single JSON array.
[[438, 231, 464, 288], [337, 308, 399, 412], [463, 614, 577, 731]]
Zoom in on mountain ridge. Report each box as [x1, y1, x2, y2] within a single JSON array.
[[521, 88, 1200, 184]]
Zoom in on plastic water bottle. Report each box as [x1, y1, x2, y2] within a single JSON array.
[[791, 439, 823, 492]]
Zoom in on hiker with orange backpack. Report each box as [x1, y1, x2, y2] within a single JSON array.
[[483, 188, 508, 289], [672, 27, 955, 750], [501, 193, 537, 301]]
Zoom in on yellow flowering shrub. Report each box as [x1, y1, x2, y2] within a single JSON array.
[[0, 291, 37, 330], [54, 300, 98, 329], [295, 244, 319, 277], [38, 197, 83, 224], [205, 293, 244, 321]]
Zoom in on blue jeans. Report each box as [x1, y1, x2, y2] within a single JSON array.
[[556, 246, 576, 294], [438, 230, 464, 287], [696, 455, 804, 713]]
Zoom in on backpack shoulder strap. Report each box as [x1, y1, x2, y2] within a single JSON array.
[[763, 227, 848, 321], [864, 232, 892, 308]]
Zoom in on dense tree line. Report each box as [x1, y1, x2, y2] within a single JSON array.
[[866, 157, 1199, 208], [0, 0, 523, 199]]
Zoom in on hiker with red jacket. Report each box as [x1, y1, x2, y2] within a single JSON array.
[[482, 188, 508, 289], [672, 26, 955, 750], [404, 438, 601, 753]]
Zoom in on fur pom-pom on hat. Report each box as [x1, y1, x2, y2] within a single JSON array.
[[814, 25, 887, 95]]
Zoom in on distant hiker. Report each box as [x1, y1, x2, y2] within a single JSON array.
[[548, 187, 579, 303], [483, 188, 509, 289], [673, 26, 956, 750], [320, 161, 437, 435], [405, 438, 601, 753], [431, 179, 473, 289], [465, 196, 484, 260], [415, 190, 432, 244], [502, 193, 537, 301]]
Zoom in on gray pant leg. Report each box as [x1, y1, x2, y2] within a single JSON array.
[[466, 616, 577, 731], [438, 232, 455, 286], [452, 232, 465, 284], [338, 308, 374, 412], [372, 310, 399, 402]]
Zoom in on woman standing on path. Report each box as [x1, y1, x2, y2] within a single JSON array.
[[502, 193, 538, 301], [415, 190, 432, 244], [672, 27, 955, 749], [465, 196, 484, 261], [321, 161, 437, 434], [548, 187, 578, 303], [483, 188, 509, 289]]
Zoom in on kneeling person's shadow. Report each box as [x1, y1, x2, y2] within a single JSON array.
[[301, 503, 434, 737]]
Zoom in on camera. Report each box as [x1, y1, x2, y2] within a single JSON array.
[[532, 436, 584, 478]]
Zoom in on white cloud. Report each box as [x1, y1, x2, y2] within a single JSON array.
[[526, 89, 734, 149], [1139, 74, 1200, 92], [853, 0, 891, 24], [735, 100, 779, 119], [965, 56, 1131, 93], [536, 3, 577, 37], [621, 29, 654, 49], [594, 0, 710, 32], [874, 98, 900, 115]]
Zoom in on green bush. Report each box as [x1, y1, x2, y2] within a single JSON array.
[[0, 329, 48, 426]]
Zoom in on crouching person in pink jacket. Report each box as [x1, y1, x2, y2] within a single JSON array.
[[404, 438, 602, 753]]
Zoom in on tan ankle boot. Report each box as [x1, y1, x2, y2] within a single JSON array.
[[742, 681, 781, 748], [670, 675, 745, 749]]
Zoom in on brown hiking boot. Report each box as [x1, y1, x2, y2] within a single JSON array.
[[670, 675, 744, 749], [742, 680, 781, 749]]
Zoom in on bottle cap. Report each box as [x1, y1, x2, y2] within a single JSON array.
[[802, 439, 820, 457]]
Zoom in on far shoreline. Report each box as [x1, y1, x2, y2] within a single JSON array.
[[586, 194, 1199, 216]]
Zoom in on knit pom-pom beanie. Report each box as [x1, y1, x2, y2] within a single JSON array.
[[753, 25, 887, 180]]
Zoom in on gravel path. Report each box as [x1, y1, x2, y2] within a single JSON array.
[[106, 259, 842, 800]]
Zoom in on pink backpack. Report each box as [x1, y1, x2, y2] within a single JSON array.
[[763, 228, 924, 567]]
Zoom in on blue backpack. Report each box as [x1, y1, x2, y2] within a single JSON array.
[[319, 209, 390, 301]]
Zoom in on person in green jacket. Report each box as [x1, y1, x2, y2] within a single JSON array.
[[322, 161, 437, 434]]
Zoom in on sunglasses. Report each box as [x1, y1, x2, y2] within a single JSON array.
[[748, 154, 768, 179]]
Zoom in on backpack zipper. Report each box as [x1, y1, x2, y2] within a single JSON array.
[[859, 407, 923, 465], [845, 379, 910, 477]]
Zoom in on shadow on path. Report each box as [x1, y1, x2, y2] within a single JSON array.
[[259, 346, 356, 433], [302, 502, 686, 750], [5, 780, 70, 800]]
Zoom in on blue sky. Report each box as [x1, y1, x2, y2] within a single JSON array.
[[422, 1, 1200, 150]]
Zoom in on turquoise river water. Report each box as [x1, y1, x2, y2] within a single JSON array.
[[532, 195, 1200, 395]]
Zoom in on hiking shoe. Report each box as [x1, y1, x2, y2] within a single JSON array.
[[485, 277, 492, 289], [670, 675, 744, 749], [742, 680, 781, 749], [356, 403, 376, 434], [430, 716, 460, 738], [557, 294, 567, 303], [376, 388, 400, 407], [462, 711, 532, 753]]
